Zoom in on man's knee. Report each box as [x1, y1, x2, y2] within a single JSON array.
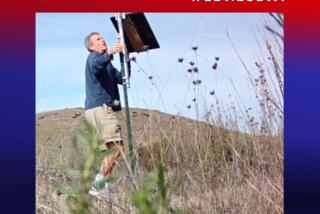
[[119, 142, 125, 152]]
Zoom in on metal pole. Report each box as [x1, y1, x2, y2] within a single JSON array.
[[116, 13, 130, 87], [116, 13, 135, 175]]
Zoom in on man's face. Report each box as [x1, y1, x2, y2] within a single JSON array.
[[89, 34, 108, 53]]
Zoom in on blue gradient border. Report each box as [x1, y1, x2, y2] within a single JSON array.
[[0, 12, 35, 213]]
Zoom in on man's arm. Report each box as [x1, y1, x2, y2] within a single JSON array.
[[112, 58, 131, 84], [91, 54, 111, 73], [107, 41, 122, 59], [109, 40, 131, 84]]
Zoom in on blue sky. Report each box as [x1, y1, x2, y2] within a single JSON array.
[[36, 13, 282, 126]]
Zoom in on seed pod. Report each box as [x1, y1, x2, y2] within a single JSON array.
[[212, 62, 218, 70], [130, 56, 136, 62]]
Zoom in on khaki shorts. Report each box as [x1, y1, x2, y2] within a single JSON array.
[[85, 104, 122, 150]]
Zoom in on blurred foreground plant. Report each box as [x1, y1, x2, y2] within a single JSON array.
[[132, 165, 189, 214], [56, 122, 108, 213]]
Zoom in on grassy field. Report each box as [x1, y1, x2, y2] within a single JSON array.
[[36, 106, 283, 214]]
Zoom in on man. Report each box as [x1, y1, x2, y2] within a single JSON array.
[[83, 32, 128, 196]]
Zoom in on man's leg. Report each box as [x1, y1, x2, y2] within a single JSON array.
[[99, 141, 125, 177]]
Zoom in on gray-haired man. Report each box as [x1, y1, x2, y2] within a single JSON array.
[[84, 32, 128, 197]]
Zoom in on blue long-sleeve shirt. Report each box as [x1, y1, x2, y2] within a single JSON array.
[[85, 51, 123, 110]]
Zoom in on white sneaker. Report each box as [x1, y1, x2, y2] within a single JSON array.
[[89, 183, 113, 198], [88, 187, 102, 198], [88, 174, 113, 199]]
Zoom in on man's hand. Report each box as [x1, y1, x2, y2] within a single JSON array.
[[107, 41, 123, 57]]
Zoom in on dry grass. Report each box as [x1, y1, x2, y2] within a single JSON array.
[[36, 106, 283, 213]]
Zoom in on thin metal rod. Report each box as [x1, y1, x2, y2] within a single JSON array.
[[116, 12, 130, 87], [116, 12, 135, 175]]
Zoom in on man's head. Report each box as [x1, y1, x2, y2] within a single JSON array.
[[84, 32, 108, 53]]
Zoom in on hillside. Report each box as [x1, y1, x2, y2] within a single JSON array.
[[36, 107, 283, 213]]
